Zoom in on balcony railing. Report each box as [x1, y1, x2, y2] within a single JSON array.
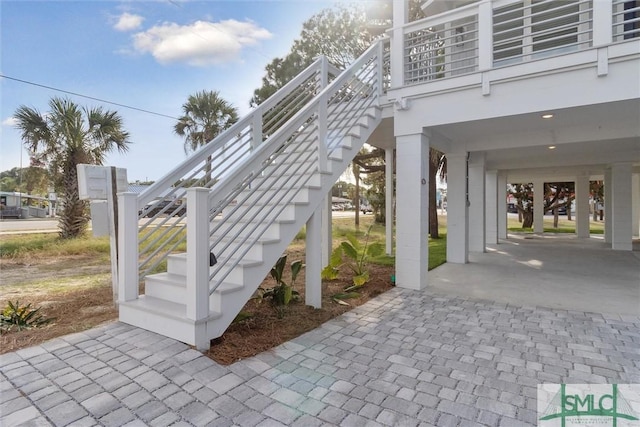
[[398, 0, 638, 87]]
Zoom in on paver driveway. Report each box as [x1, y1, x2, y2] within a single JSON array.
[[1, 288, 639, 426]]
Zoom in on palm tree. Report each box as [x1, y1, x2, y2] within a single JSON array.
[[174, 90, 239, 187], [14, 97, 131, 238]]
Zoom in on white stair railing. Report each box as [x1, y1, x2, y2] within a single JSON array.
[[201, 39, 387, 294], [118, 56, 342, 296], [118, 40, 389, 305]]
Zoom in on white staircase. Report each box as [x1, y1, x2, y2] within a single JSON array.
[[117, 40, 388, 350]]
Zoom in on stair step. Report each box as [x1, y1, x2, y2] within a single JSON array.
[[145, 270, 245, 306], [167, 252, 263, 283], [119, 295, 222, 347]]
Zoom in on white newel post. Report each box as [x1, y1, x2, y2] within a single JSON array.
[[118, 192, 139, 303], [186, 188, 210, 322]]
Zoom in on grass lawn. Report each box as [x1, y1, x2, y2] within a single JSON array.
[[507, 215, 605, 234]]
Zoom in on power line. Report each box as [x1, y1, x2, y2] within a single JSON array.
[[0, 74, 180, 120]]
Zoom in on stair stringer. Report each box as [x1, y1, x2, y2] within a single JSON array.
[[199, 105, 383, 342]]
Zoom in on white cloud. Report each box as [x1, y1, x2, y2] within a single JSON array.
[[131, 19, 272, 66], [114, 12, 144, 32], [2, 117, 18, 127]]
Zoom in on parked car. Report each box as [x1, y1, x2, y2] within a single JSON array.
[[361, 205, 373, 214], [139, 199, 186, 218]]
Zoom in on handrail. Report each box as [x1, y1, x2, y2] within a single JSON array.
[[202, 39, 386, 292], [128, 55, 338, 282]]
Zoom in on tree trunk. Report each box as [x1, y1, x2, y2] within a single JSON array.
[[522, 211, 533, 228], [553, 209, 559, 228], [59, 160, 89, 239], [567, 200, 572, 221]]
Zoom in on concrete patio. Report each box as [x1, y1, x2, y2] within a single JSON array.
[[1, 235, 638, 426]]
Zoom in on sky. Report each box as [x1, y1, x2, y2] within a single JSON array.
[[0, 0, 345, 183]]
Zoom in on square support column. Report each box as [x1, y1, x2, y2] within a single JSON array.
[[321, 194, 332, 267], [446, 152, 469, 264], [575, 175, 590, 238], [385, 148, 394, 255], [305, 208, 322, 309], [469, 153, 486, 252], [395, 132, 429, 289], [632, 172, 640, 238], [486, 170, 498, 245], [533, 179, 544, 234], [498, 173, 508, 240], [611, 163, 633, 250], [604, 168, 613, 244]]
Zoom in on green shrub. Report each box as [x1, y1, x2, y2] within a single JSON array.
[[0, 300, 53, 334]]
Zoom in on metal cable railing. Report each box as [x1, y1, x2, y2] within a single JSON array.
[[133, 57, 333, 281], [201, 40, 386, 293]]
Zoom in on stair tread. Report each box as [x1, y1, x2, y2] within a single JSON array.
[[167, 252, 263, 267]]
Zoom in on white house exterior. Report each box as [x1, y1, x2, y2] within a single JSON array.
[[116, 0, 640, 349], [359, 0, 640, 290]]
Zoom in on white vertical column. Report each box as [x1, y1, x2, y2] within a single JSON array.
[[305, 210, 322, 308], [533, 179, 544, 234], [390, 0, 408, 89], [118, 192, 139, 303], [604, 168, 613, 244], [395, 132, 429, 289], [575, 175, 590, 238], [446, 152, 469, 264], [486, 170, 498, 245], [611, 163, 633, 250], [385, 148, 394, 255], [321, 194, 332, 267], [186, 188, 210, 323], [498, 173, 508, 240], [592, 0, 613, 47], [469, 153, 486, 252], [632, 172, 640, 238]]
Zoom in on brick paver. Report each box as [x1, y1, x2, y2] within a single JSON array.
[[1, 288, 638, 426]]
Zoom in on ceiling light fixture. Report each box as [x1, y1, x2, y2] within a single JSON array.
[[542, 113, 554, 119], [548, 145, 556, 150]]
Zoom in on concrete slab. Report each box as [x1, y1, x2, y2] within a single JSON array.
[[431, 233, 640, 316]]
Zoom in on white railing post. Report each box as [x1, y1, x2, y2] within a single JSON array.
[[317, 94, 329, 173], [391, 0, 408, 88], [317, 56, 329, 173], [251, 110, 263, 150], [376, 40, 385, 97], [186, 188, 210, 321], [593, 0, 613, 47], [478, 0, 493, 71], [118, 192, 139, 303]]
